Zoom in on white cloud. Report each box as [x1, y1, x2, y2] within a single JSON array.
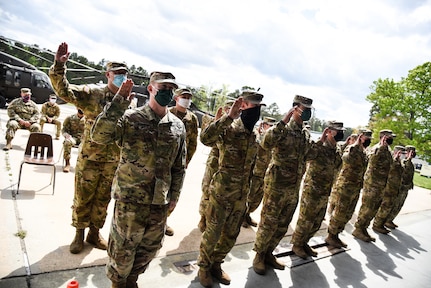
[[1, 0, 430, 128]]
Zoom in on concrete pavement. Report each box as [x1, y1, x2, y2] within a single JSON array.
[[1, 104, 431, 287]]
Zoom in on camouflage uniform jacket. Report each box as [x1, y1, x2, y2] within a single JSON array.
[[303, 141, 342, 196], [333, 143, 368, 191], [49, 61, 120, 162], [91, 95, 186, 205], [169, 107, 199, 166], [261, 119, 312, 189], [401, 158, 414, 191], [252, 129, 272, 178], [363, 143, 392, 190], [7, 98, 40, 123], [41, 102, 60, 119], [200, 114, 257, 201], [384, 156, 403, 195], [62, 114, 85, 140]]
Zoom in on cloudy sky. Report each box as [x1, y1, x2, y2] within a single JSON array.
[[1, 0, 430, 128]]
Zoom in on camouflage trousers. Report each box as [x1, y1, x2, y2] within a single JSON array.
[[72, 158, 117, 229], [374, 187, 399, 227], [387, 187, 409, 222], [291, 192, 329, 246], [247, 175, 265, 213], [197, 195, 246, 269], [40, 118, 62, 137], [328, 186, 361, 235], [5, 120, 41, 140], [106, 201, 167, 283], [254, 185, 300, 254], [355, 186, 384, 229], [63, 137, 80, 160], [327, 188, 339, 215]]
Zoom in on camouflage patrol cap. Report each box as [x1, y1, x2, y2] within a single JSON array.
[[328, 121, 346, 131], [241, 90, 265, 105], [149, 71, 178, 88], [405, 145, 416, 151], [175, 88, 193, 97], [394, 145, 405, 152], [360, 129, 373, 138], [379, 129, 396, 138], [106, 61, 129, 72], [293, 95, 313, 108], [21, 88, 31, 94], [263, 116, 277, 125], [225, 99, 235, 106]]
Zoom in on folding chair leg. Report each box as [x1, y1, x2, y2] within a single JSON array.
[[17, 163, 24, 194], [52, 166, 56, 195]]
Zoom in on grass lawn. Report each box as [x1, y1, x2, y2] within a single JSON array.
[[414, 171, 431, 190]]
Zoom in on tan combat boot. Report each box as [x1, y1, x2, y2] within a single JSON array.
[[325, 233, 343, 248], [198, 268, 213, 288], [385, 221, 397, 229], [3, 139, 12, 151], [210, 262, 231, 285], [70, 228, 85, 254], [243, 213, 257, 227], [292, 244, 308, 259], [126, 274, 139, 288], [86, 226, 108, 250], [63, 159, 71, 173], [265, 251, 285, 270], [304, 244, 318, 257], [198, 216, 206, 233], [253, 252, 266, 275], [111, 280, 127, 288], [372, 225, 390, 234], [352, 228, 371, 242]]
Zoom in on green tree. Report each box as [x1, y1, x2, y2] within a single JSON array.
[[366, 62, 431, 162]]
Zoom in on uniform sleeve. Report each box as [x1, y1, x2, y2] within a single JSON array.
[[29, 103, 40, 123], [261, 121, 287, 150], [169, 130, 187, 203], [41, 103, 47, 117], [90, 94, 130, 145], [199, 114, 233, 147], [53, 105, 60, 120], [186, 113, 199, 165], [7, 101, 20, 121]]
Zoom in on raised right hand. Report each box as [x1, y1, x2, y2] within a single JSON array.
[[55, 42, 70, 63]]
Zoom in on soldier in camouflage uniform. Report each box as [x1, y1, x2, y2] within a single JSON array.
[[325, 130, 372, 248], [386, 145, 416, 228], [197, 91, 264, 287], [40, 94, 62, 139], [252, 95, 314, 275], [243, 116, 276, 228], [61, 108, 85, 173], [3, 88, 41, 151], [352, 129, 395, 242], [165, 88, 199, 236], [327, 133, 358, 215], [49, 42, 127, 254], [290, 121, 344, 259], [198, 100, 233, 233], [373, 145, 405, 234], [91, 73, 186, 288]]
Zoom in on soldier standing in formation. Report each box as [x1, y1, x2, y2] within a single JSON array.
[[165, 88, 199, 236], [91, 73, 186, 288], [386, 145, 416, 228], [290, 121, 343, 259], [40, 94, 62, 140], [373, 145, 405, 234], [325, 130, 372, 248], [243, 116, 276, 228], [50, 42, 127, 254], [61, 108, 85, 173], [352, 129, 395, 242], [198, 100, 233, 233], [253, 95, 314, 275], [3, 88, 41, 151], [197, 91, 265, 287]]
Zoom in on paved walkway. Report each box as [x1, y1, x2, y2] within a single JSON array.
[[1, 104, 431, 287]]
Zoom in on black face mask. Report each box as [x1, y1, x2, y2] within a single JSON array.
[[386, 138, 393, 145], [301, 108, 312, 121], [241, 106, 261, 132], [363, 139, 371, 148], [334, 130, 344, 142]]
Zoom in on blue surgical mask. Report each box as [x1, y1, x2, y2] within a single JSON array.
[[154, 88, 173, 106], [113, 74, 127, 88]]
